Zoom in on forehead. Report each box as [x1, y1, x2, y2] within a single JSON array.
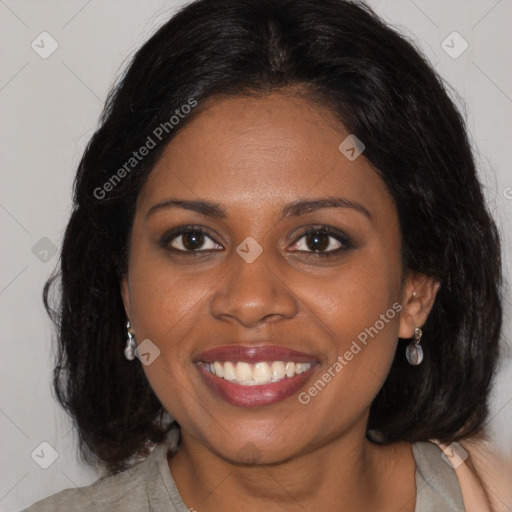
[[137, 91, 394, 219]]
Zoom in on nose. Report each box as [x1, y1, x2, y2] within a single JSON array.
[[210, 249, 299, 328]]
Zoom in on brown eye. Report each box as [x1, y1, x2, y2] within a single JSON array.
[[303, 232, 333, 252], [178, 231, 206, 251], [161, 226, 223, 252], [289, 226, 352, 257]]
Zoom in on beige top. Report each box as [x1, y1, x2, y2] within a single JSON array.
[[22, 425, 483, 512]]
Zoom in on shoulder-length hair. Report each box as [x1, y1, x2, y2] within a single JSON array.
[[44, 0, 502, 476]]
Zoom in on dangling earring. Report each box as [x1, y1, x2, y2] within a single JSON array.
[[124, 321, 137, 361], [406, 327, 423, 365]]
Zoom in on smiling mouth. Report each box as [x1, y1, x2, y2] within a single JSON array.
[[198, 360, 313, 386], [196, 357, 320, 407], [194, 344, 320, 406]]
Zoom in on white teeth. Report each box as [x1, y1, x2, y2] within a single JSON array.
[[223, 361, 236, 381], [270, 361, 285, 380], [285, 362, 295, 377], [253, 362, 272, 383], [295, 363, 309, 374], [213, 361, 224, 378], [205, 360, 313, 385], [235, 362, 252, 382]]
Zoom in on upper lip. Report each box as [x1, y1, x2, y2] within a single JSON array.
[[194, 344, 319, 364]]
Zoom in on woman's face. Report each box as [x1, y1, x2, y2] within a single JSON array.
[[121, 90, 432, 464]]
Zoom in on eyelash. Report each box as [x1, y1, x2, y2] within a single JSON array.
[[160, 224, 353, 258]]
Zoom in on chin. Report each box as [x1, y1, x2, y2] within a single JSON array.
[[204, 423, 311, 466]]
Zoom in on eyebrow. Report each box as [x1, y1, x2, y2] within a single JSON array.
[[145, 196, 372, 221]]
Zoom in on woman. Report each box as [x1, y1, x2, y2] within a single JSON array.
[[23, 0, 509, 510]]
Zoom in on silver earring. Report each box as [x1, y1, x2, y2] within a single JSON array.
[[406, 327, 423, 365], [124, 321, 137, 361]]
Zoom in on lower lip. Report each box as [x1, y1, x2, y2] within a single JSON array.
[[197, 364, 318, 407]]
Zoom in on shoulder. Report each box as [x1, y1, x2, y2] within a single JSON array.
[[21, 443, 167, 512], [411, 440, 466, 511], [414, 437, 512, 512], [457, 438, 512, 512]]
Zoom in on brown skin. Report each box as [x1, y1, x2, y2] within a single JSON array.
[[121, 90, 439, 511]]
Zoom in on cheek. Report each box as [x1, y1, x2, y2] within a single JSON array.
[[125, 246, 212, 417], [305, 246, 402, 379], [126, 240, 215, 362], [310, 250, 401, 333], [298, 267, 401, 419]]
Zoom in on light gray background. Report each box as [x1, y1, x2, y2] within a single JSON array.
[[1, 1, 511, 510]]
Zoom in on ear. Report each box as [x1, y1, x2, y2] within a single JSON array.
[[398, 270, 440, 339], [120, 274, 132, 321]]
